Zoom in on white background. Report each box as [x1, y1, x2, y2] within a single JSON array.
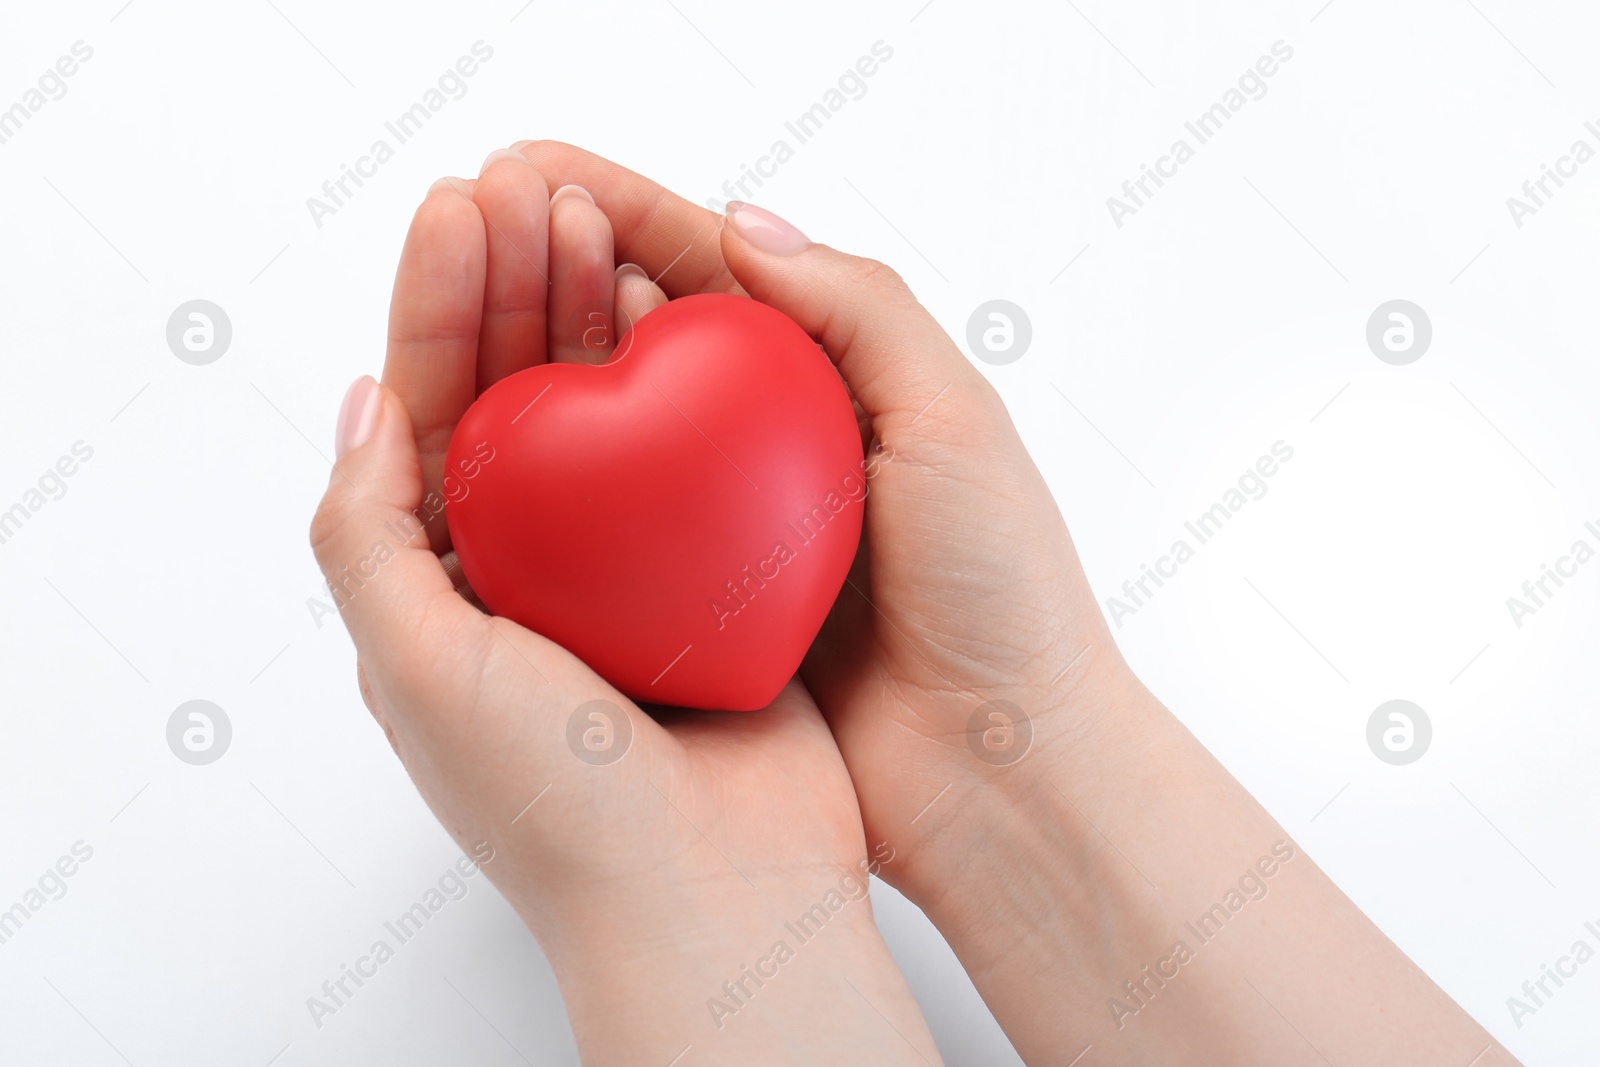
[[1, 1, 1596, 1063]]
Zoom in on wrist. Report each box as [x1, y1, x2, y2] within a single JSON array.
[[886, 664, 1322, 1064], [882, 644, 1158, 912], [901, 668, 1183, 944], [532, 861, 942, 1065], [892, 670, 1508, 1067]]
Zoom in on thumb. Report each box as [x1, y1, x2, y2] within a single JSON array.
[[720, 201, 985, 422], [309, 376, 477, 679]]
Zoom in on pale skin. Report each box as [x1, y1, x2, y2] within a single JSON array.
[[310, 140, 1522, 1065]]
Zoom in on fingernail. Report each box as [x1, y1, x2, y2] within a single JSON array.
[[428, 176, 464, 196], [550, 183, 594, 207], [336, 376, 381, 459], [726, 201, 810, 256], [510, 139, 534, 151], [480, 148, 527, 174], [614, 262, 649, 282]]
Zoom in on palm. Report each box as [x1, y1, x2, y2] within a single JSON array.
[[372, 155, 872, 909], [466, 142, 1110, 882]]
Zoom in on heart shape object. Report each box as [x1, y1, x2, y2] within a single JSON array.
[[445, 293, 865, 711]]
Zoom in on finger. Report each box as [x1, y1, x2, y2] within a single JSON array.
[[316, 378, 622, 804], [473, 149, 552, 389], [517, 140, 738, 298], [381, 178, 488, 553], [547, 184, 617, 364], [311, 378, 487, 714], [612, 262, 667, 342], [719, 200, 989, 425]]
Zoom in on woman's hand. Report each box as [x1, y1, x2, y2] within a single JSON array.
[[501, 141, 1516, 1067], [309, 149, 941, 1067], [494, 140, 1114, 904]]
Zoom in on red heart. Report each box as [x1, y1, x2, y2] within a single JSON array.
[[445, 293, 865, 711]]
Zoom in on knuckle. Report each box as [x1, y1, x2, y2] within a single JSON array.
[[845, 255, 908, 294], [308, 492, 354, 569], [355, 660, 380, 716], [356, 661, 403, 759]]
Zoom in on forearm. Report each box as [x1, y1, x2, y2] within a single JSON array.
[[533, 865, 943, 1066], [902, 670, 1516, 1066]]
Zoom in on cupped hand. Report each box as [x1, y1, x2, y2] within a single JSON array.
[[309, 149, 939, 1064], [485, 143, 1516, 1067], [504, 142, 1128, 908]]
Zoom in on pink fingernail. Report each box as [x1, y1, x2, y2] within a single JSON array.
[[336, 376, 380, 458], [480, 148, 527, 174], [726, 201, 810, 256], [550, 183, 595, 207]]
